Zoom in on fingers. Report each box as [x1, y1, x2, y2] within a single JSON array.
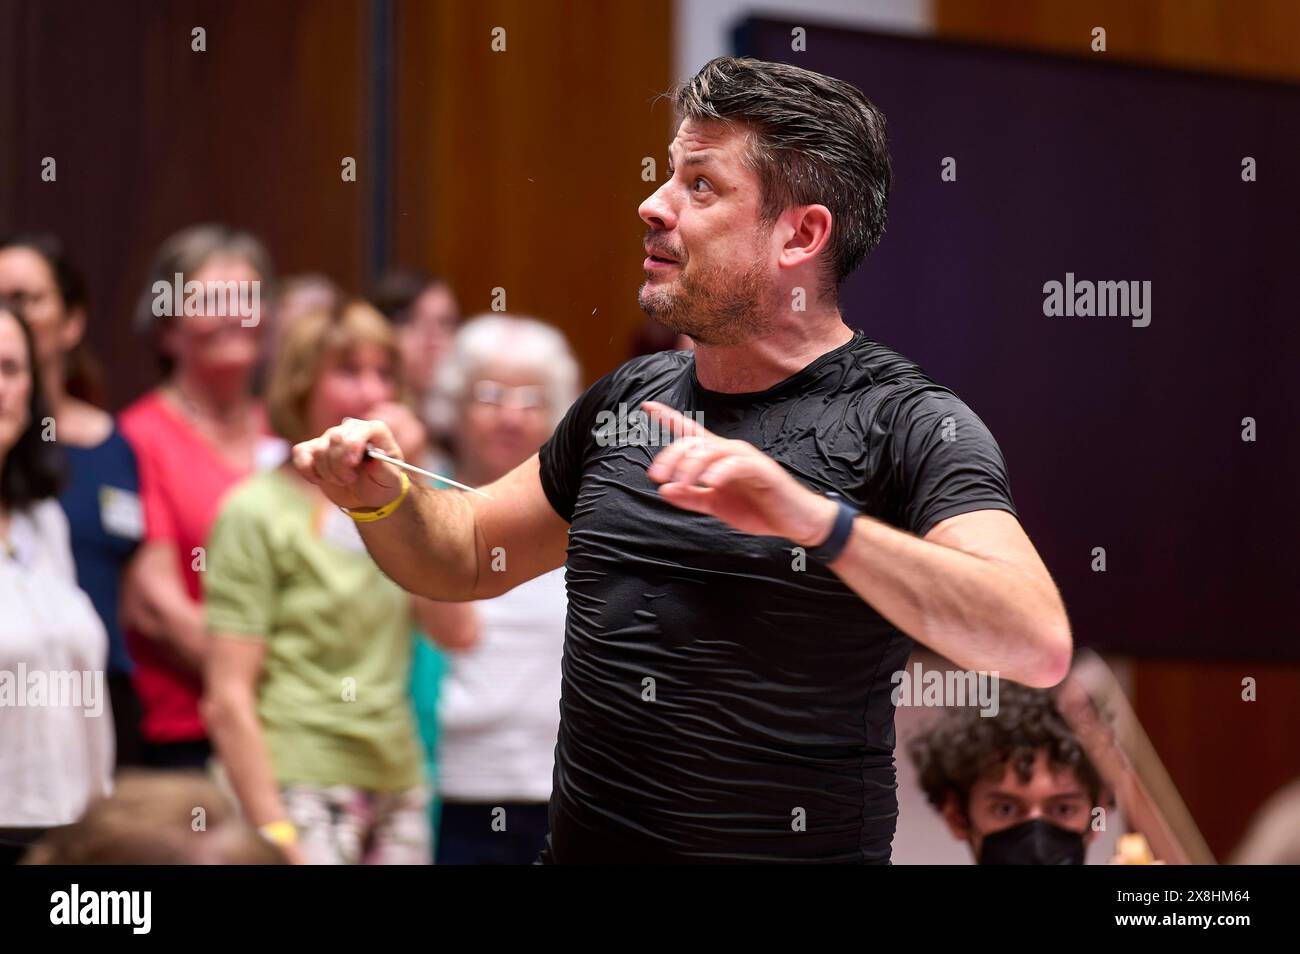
[[650, 430, 756, 488], [696, 453, 750, 491], [640, 405, 777, 526], [641, 400, 713, 439], [339, 416, 404, 461], [666, 440, 735, 489], [643, 401, 720, 485], [648, 435, 705, 484], [291, 437, 328, 486], [656, 481, 718, 516], [664, 454, 759, 501], [651, 440, 754, 523], [327, 428, 361, 484], [292, 418, 401, 489]]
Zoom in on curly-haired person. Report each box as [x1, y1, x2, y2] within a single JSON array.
[[908, 682, 1112, 864]]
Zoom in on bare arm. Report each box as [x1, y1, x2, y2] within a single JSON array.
[[291, 419, 568, 601], [200, 634, 300, 856], [641, 402, 1071, 688], [121, 541, 209, 673], [822, 508, 1070, 686], [412, 596, 480, 650]]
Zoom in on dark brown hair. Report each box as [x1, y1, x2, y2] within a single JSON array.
[[0, 232, 105, 407], [908, 682, 1104, 813], [371, 267, 452, 327], [0, 299, 64, 509], [673, 56, 892, 293]]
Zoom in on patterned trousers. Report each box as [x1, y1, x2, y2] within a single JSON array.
[[281, 783, 431, 865]]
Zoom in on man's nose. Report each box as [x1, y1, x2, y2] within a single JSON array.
[[638, 181, 676, 232]]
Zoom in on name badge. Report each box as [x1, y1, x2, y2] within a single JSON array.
[[99, 486, 144, 540]]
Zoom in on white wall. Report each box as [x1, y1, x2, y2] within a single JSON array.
[[674, 0, 933, 82]]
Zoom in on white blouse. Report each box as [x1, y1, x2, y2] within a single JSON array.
[[437, 567, 568, 802], [0, 498, 113, 827]]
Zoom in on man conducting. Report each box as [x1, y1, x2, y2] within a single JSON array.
[[293, 56, 1071, 864]]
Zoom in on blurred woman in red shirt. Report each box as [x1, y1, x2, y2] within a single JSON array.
[[119, 224, 284, 769]]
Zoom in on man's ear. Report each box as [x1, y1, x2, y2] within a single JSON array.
[[939, 792, 971, 841], [777, 204, 833, 272]]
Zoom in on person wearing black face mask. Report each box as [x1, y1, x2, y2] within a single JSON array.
[[909, 682, 1111, 864], [977, 816, 1087, 865]]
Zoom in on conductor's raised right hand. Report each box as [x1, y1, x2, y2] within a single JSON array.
[[292, 417, 406, 511]]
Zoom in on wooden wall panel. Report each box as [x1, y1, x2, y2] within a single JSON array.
[[393, 0, 675, 385], [1, 0, 370, 409], [1129, 660, 1300, 860], [935, 0, 1300, 81]]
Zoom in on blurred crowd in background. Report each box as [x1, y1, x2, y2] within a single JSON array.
[[0, 224, 656, 864]]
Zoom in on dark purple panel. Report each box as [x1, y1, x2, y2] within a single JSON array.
[[740, 20, 1300, 660]]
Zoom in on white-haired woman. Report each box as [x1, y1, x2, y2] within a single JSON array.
[[411, 314, 578, 865]]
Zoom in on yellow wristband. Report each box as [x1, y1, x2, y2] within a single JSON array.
[[341, 470, 411, 523], [259, 820, 299, 846]]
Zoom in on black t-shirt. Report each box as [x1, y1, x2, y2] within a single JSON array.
[[536, 330, 1017, 863]]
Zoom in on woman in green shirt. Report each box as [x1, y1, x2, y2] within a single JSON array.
[[201, 301, 476, 864]]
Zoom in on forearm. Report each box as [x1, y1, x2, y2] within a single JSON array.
[[297, 428, 566, 601], [124, 544, 209, 672], [412, 596, 480, 650], [137, 582, 209, 673], [637, 401, 1070, 685], [827, 516, 1070, 686], [356, 484, 482, 600], [203, 690, 288, 828]]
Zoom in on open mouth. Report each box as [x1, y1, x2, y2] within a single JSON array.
[[644, 252, 680, 270]]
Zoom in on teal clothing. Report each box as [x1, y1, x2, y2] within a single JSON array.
[[411, 635, 449, 828]]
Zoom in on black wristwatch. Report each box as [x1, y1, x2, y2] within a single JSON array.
[[804, 492, 859, 564]]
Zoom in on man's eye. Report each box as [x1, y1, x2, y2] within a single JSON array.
[[692, 177, 711, 193]]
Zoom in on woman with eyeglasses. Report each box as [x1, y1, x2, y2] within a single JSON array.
[[414, 314, 578, 864]]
